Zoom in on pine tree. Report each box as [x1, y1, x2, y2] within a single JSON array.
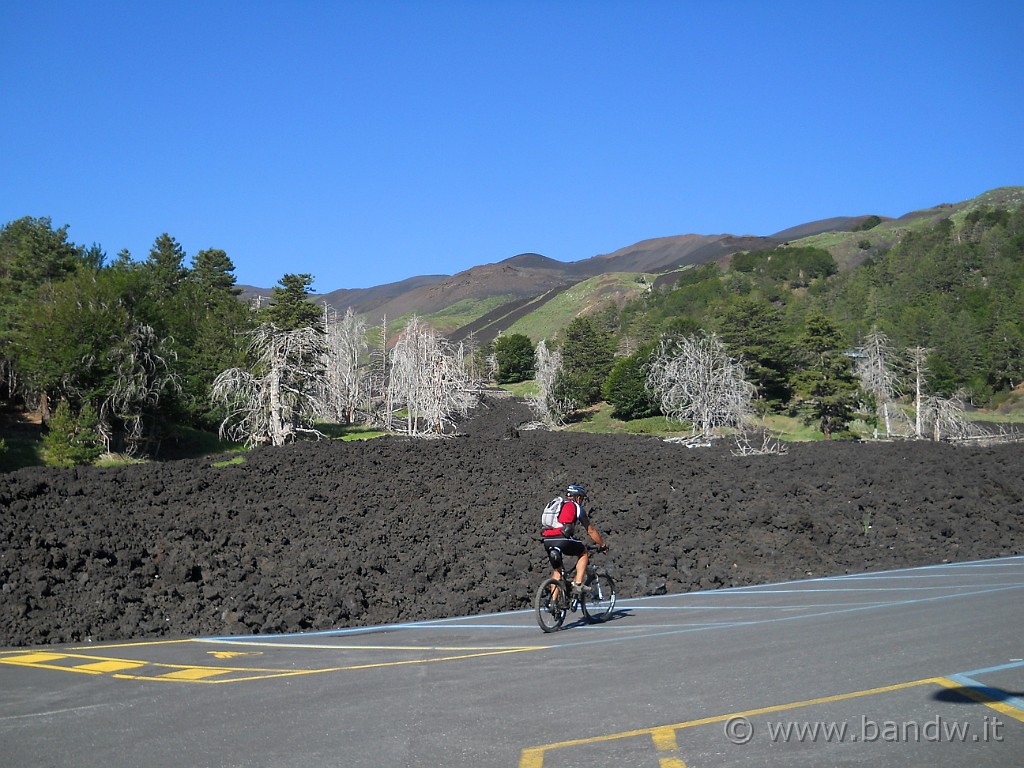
[[42, 400, 103, 466], [261, 273, 321, 330], [493, 334, 535, 384], [146, 233, 187, 291], [553, 317, 615, 411], [790, 312, 862, 439]]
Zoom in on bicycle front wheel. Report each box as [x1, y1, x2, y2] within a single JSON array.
[[535, 578, 567, 632], [580, 573, 616, 623]]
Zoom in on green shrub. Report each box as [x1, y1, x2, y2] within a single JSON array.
[[42, 400, 104, 467]]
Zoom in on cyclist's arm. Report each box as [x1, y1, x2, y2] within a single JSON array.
[[586, 524, 607, 550]]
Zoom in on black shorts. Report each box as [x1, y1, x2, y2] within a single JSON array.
[[543, 537, 585, 558]]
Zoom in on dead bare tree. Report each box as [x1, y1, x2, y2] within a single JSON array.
[[908, 346, 930, 439], [323, 305, 368, 424], [646, 332, 754, 438], [531, 339, 568, 424], [371, 316, 392, 427], [387, 316, 472, 436], [731, 431, 789, 456], [211, 324, 329, 447], [922, 390, 983, 442], [460, 332, 490, 387], [857, 328, 903, 438]]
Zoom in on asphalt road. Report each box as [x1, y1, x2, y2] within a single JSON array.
[[2, 556, 1023, 767]]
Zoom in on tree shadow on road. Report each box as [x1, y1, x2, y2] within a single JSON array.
[[933, 686, 1024, 705]]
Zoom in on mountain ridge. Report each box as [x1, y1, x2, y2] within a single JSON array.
[[238, 187, 1023, 330]]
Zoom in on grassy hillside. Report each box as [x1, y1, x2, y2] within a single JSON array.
[[790, 186, 1024, 269], [419, 294, 520, 334], [504, 272, 655, 342]]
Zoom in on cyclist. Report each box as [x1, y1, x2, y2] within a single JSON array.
[[542, 484, 608, 595]]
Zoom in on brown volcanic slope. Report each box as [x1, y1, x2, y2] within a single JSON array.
[[367, 254, 572, 323], [244, 188, 1024, 325], [315, 222, 893, 322], [321, 236, 745, 321], [1, 394, 1021, 647]]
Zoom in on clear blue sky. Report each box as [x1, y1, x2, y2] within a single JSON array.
[[3, 1, 1022, 291]]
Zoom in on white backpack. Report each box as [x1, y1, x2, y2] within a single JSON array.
[[541, 496, 564, 529]]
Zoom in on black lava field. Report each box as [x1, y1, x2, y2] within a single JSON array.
[[2, 395, 1021, 647]]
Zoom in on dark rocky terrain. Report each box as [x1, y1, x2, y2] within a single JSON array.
[[2, 394, 1022, 647]]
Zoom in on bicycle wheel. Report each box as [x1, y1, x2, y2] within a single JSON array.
[[580, 573, 616, 623], [535, 578, 567, 632]]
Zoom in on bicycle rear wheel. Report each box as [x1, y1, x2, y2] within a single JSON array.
[[580, 573, 616, 623], [535, 578, 567, 632]]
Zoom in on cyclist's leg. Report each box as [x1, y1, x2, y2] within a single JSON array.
[[544, 541, 564, 583], [559, 540, 587, 588], [574, 549, 589, 587]]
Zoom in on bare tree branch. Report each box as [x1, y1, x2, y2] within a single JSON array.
[[647, 332, 754, 438], [531, 339, 569, 424], [212, 324, 329, 446], [857, 328, 904, 437], [387, 316, 473, 436], [323, 305, 368, 425]]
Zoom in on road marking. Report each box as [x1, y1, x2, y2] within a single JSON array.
[[197, 638, 544, 652], [207, 650, 264, 658], [519, 676, 939, 766], [651, 726, 687, 767], [936, 668, 1024, 721], [545, 582, 1024, 652], [72, 660, 147, 674], [0, 651, 298, 683], [0, 641, 547, 684], [68, 639, 195, 650], [1, 652, 66, 665], [681, 585, 1021, 593], [938, 677, 1024, 720], [159, 667, 235, 681], [519, 665, 1024, 766]]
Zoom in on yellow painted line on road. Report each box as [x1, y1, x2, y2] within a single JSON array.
[[118, 646, 546, 684], [68, 639, 195, 650], [326, 645, 541, 670], [1, 652, 68, 664], [207, 651, 264, 659], [116, 667, 332, 684], [198, 639, 545, 652], [652, 726, 687, 768], [0, 653, 101, 676], [158, 667, 235, 681], [519, 677, 940, 768], [2, 641, 546, 684], [933, 676, 1024, 723], [1, 650, 305, 683], [72, 660, 147, 674]]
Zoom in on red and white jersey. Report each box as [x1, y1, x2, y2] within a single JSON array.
[[542, 499, 589, 538]]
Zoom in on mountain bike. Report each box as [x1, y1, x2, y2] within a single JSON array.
[[534, 545, 616, 632]]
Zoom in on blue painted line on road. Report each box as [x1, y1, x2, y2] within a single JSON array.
[[202, 607, 543, 642], [947, 672, 1024, 713], [684, 585, 1019, 593], [943, 558, 1024, 568], [958, 660, 1024, 677], [825, 556, 1024, 577], [826, 572, 1024, 580], [201, 556, 1024, 645], [609, 556, 1024, 604], [545, 582, 1024, 651], [627, 602, 894, 610]]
